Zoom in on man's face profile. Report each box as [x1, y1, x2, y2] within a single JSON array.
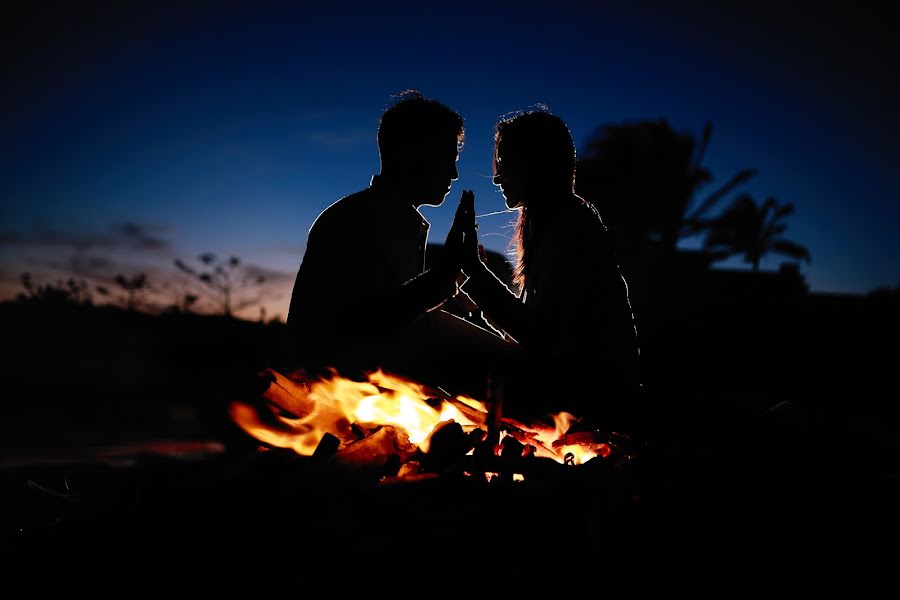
[[410, 136, 460, 207]]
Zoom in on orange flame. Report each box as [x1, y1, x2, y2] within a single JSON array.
[[501, 412, 609, 465], [230, 368, 611, 467], [230, 369, 487, 456]]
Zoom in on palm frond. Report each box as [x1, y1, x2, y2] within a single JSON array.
[[687, 168, 758, 222], [770, 239, 811, 262], [691, 121, 713, 171]]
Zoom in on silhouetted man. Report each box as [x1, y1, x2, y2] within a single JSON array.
[[286, 90, 515, 395]]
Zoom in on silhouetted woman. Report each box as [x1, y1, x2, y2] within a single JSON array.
[[460, 107, 641, 425]]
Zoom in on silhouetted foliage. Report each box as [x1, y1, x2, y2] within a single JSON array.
[[95, 272, 150, 311], [572, 118, 815, 403], [575, 119, 757, 260], [702, 195, 811, 271], [115, 273, 148, 310], [180, 293, 200, 313], [869, 284, 900, 297], [174, 253, 266, 317], [16, 272, 94, 306]]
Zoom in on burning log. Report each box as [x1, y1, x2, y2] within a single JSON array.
[[438, 396, 488, 428], [488, 434, 526, 482], [312, 432, 341, 459], [256, 368, 356, 444], [258, 368, 314, 417], [397, 460, 424, 478], [486, 372, 503, 442], [232, 366, 622, 477], [420, 420, 483, 473], [333, 425, 417, 469], [500, 434, 527, 458], [465, 452, 571, 481], [552, 430, 607, 448]]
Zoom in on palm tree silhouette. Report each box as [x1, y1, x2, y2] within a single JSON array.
[[576, 119, 756, 255], [702, 194, 811, 271]]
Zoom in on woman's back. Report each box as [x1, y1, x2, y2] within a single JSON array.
[[463, 107, 641, 423], [522, 196, 641, 398]]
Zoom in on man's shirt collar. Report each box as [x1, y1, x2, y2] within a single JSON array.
[[369, 174, 430, 230]]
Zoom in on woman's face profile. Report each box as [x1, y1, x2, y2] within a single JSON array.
[[492, 141, 526, 209]]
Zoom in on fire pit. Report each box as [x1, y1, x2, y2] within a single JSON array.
[[228, 367, 640, 483], [3, 366, 653, 593]]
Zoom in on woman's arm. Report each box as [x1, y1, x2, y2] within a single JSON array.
[[460, 259, 545, 347]]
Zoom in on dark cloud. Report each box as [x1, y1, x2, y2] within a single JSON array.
[[64, 255, 117, 279], [0, 221, 172, 253], [112, 223, 170, 251], [33, 254, 128, 283]]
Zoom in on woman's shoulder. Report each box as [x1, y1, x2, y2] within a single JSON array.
[[539, 198, 619, 276], [553, 196, 610, 241]]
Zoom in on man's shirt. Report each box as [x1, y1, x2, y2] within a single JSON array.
[[286, 175, 456, 368]]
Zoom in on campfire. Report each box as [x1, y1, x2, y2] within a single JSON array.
[[229, 367, 631, 482]]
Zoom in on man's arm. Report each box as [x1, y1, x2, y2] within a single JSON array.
[[292, 191, 472, 338], [367, 189, 477, 332], [365, 261, 460, 333]]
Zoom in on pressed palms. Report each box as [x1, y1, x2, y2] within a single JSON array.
[[703, 194, 811, 271]]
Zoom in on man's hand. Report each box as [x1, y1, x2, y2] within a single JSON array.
[[445, 189, 477, 270]]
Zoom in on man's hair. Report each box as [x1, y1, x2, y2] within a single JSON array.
[[377, 90, 464, 163]]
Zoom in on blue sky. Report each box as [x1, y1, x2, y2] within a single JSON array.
[[3, 0, 898, 319]]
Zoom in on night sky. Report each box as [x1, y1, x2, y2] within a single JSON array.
[[3, 0, 898, 320]]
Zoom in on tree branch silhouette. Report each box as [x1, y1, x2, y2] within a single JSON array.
[[174, 253, 266, 317]]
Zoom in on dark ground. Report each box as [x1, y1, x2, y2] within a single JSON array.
[[1, 297, 898, 594]]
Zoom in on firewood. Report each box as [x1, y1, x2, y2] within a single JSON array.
[[502, 428, 555, 458], [382, 453, 402, 477], [417, 381, 488, 428], [333, 425, 417, 468], [422, 420, 476, 473], [466, 453, 571, 481], [500, 435, 526, 458], [258, 368, 357, 444], [439, 396, 488, 428], [258, 368, 314, 417], [312, 432, 340, 459], [380, 461, 441, 484], [486, 372, 504, 437], [396, 460, 425, 478], [552, 431, 608, 449], [467, 428, 486, 447]]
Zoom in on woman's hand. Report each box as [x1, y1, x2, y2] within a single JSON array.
[[445, 189, 479, 270], [459, 190, 482, 273]]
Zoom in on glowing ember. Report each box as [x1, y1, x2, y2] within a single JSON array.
[[501, 412, 610, 465]]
